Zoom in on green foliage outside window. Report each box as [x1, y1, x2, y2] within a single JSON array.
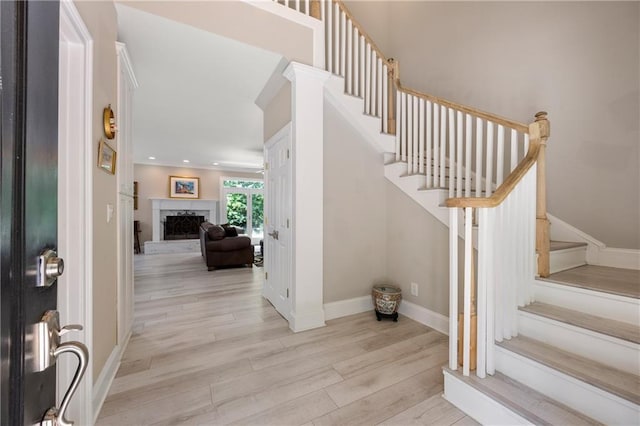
[[224, 180, 264, 236]]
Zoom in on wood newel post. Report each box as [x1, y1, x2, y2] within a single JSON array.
[[387, 58, 397, 135], [310, 0, 321, 19], [532, 111, 551, 277]]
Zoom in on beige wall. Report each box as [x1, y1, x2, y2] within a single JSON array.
[[323, 101, 388, 303], [347, 2, 640, 249], [385, 182, 451, 315], [263, 81, 292, 141], [75, 0, 119, 381], [134, 164, 259, 245]]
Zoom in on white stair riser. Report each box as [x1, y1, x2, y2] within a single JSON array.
[[532, 280, 640, 325], [495, 346, 639, 425], [549, 247, 587, 274], [518, 311, 640, 372], [443, 370, 533, 426]]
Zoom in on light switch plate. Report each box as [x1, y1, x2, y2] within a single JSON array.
[[107, 203, 114, 223]]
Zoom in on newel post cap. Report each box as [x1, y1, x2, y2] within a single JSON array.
[[533, 111, 550, 140]]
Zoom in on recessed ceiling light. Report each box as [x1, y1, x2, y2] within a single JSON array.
[[148, 156, 156, 160], [183, 160, 190, 163], [212, 162, 219, 166]]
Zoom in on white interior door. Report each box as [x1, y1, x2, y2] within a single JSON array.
[[264, 124, 292, 320]]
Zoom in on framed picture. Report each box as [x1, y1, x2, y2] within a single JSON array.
[[133, 181, 139, 210], [97, 139, 116, 174], [169, 176, 200, 199]]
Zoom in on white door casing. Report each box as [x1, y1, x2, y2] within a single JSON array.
[[57, 1, 94, 424], [264, 124, 292, 320]]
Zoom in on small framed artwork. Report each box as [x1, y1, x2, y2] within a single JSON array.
[[133, 181, 139, 210], [169, 176, 200, 199], [97, 139, 116, 174]]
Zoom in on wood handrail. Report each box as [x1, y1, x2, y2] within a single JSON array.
[[395, 84, 530, 133], [444, 113, 548, 208]]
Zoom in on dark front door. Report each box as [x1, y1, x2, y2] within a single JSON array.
[[1, 1, 61, 424]]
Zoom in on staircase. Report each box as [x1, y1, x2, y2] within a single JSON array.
[[275, 0, 639, 424]]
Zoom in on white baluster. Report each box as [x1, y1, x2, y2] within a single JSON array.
[[496, 125, 505, 186], [510, 129, 518, 172], [463, 207, 473, 376], [400, 92, 407, 161], [340, 11, 346, 77], [326, 0, 332, 73], [371, 52, 377, 115], [346, 18, 352, 94], [333, 3, 339, 74], [449, 207, 459, 371], [382, 63, 388, 133], [475, 118, 483, 197], [440, 105, 447, 188], [418, 99, 425, 175], [494, 202, 503, 343], [295, 0, 300, 12], [305, 0, 309, 15], [359, 36, 365, 99], [378, 58, 383, 119], [426, 101, 433, 188], [448, 108, 456, 198], [524, 133, 530, 155], [364, 44, 371, 114], [485, 122, 494, 196], [413, 96, 419, 173], [486, 207, 495, 375], [477, 207, 488, 378], [433, 104, 440, 187], [464, 114, 473, 197], [320, 0, 325, 21], [456, 111, 463, 198], [353, 28, 359, 97], [395, 90, 400, 161], [407, 95, 413, 174]]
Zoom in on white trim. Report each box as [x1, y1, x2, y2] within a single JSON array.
[[323, 296, 372, 321], [92, 333, 131, 424], [57, 2, 94, 424], [549, 246, 587, 274], [242, 0, 325, 68], [134, 160, 264, 174], [255, 56, 289, 110], [289, 308, 326, 332], [397, 300, 450, 336], [115, 42, 139, 89], [495, 345, 639, 425], [443, 369, 533, 426], [548, 212, 640, 270]]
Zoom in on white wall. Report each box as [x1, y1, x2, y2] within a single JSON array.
[[345, 1, 640, 249]]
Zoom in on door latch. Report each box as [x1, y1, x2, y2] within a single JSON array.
[[29, 311, 88, 426]]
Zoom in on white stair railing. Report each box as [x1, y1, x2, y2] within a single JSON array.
[[274, 0, 552, 377]]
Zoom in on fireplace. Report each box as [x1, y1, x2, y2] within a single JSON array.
[[163, 212, 205, 240]]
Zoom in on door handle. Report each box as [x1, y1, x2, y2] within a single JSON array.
[[268, 230, 279, 240], [41, 341, 88, 426]]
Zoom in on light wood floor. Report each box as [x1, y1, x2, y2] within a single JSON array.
[[96, 253, 477, 426]]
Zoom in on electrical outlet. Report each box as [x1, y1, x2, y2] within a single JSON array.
[[411, 282, 418, 296]]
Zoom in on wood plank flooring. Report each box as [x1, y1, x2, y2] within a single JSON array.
[[96, 253, 476, 426]]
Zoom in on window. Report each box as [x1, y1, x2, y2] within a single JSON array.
[[221, 178, 264, 243]]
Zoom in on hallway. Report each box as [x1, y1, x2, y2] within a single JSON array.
[[96, 253, 476, 425]]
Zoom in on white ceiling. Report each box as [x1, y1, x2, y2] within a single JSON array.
[[116, 4, 284, 172]]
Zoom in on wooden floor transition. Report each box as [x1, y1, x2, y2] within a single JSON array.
[[96, 253, 476, 426]]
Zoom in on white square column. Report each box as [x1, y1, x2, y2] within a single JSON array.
[[284, 62, 330, 332]]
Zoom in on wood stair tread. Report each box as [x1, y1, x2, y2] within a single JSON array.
[[549, 240, 588, 251], [519, 301, 640, 344], [444, 367, 602, 425], [540, 264, 640, 299], [497, 335, 640, 405]]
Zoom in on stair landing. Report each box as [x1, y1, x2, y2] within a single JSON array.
[[540, 264, 640, 299]]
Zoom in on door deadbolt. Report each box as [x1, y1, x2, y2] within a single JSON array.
[[37, 249, 64, 287]]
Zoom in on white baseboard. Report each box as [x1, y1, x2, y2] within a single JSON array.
[[92, 331, 131, 423], [548, 213, 640, 270], [398, 300, 449, 335], [442, 369, 532, 426], [324, 295, 372, 321], [495, 345, 639, 425], [289, 308, 326, 332]]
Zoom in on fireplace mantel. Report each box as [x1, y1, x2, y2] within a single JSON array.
[[150, 198, 218, 242]]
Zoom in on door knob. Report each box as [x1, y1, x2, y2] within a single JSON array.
[[37, 249, 64, 287]]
